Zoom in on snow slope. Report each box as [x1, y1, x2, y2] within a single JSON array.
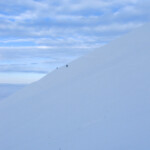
[[0, 24, 150, 150], [0, 84, 26, 101]]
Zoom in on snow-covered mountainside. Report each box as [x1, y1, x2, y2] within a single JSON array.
[[0, 24, 150, 150], [0, 84, 26, 101]]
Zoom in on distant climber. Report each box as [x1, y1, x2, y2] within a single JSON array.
[[66, 64, 68, 67]]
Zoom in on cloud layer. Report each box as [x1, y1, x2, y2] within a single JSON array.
[[0, 0, 150, 82], [0, 0, 149, 48]]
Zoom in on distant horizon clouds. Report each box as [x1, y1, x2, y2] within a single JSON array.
[[0, 0, 150, 83]]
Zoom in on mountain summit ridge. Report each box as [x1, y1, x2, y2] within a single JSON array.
[[0, 23, 150, 150]]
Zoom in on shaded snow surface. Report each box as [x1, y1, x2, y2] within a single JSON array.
[[0, 24, 150, 150], [0, 84, 26, 101]]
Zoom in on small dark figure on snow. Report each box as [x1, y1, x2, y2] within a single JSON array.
[[66, 64, 68, 67]]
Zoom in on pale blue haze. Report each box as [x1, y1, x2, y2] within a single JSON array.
[[0, 0, 150, 83]]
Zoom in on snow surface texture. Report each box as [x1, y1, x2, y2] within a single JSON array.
[[0, 24, 150, 150], [0, 84, 25, 101]]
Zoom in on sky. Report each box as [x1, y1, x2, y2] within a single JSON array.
[[0, 0, 150, 84]]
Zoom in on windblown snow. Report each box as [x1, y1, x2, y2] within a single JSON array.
[[0, 24, 150, 150]]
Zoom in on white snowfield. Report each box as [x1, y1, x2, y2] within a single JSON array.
[[0, 24, 150, 150]]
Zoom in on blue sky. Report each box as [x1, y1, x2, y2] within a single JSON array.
[[0, 0, 150, 84]]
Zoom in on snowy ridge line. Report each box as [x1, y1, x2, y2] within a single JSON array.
[[0, 23, 150, 150]]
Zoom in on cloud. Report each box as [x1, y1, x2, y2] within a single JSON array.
[[0, 47, 92, 74], [0, 0, 150, 77]]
